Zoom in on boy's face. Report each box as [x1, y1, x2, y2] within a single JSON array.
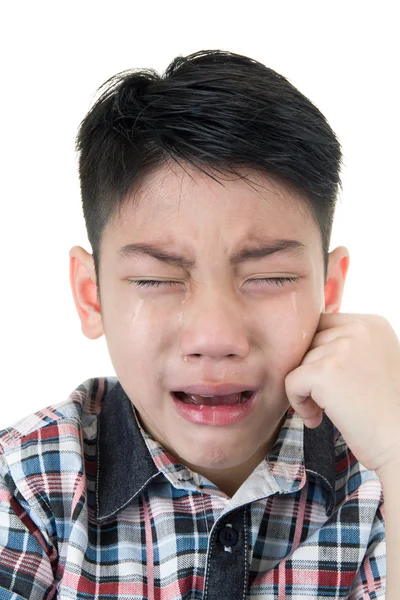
[[70, 164, 348, 491]]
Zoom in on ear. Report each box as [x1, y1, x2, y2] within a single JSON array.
[[324, 246, 350, 313], [69, 246, 104, 339]]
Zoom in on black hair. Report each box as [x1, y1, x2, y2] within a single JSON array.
[[75, 49, 342, 300]]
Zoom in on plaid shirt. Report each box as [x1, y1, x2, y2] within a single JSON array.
[[0, 377, 385, 599]]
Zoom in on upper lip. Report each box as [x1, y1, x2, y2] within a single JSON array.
[[172, 383, 257, 396]]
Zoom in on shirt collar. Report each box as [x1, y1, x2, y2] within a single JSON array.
[[95, 381, 336, 523]]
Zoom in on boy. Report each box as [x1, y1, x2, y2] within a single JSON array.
[[1, 49, 399, 599]]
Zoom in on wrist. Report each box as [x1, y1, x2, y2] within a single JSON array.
[[376, 458, 400, 487]]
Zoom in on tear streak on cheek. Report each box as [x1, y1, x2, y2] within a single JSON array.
[[130, 298, 145, 326], [290, 291, 309, 341], [177, 290, 189, 325]]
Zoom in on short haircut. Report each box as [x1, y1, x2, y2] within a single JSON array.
[[76, 49, 342, 298]]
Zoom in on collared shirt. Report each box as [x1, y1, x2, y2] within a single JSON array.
[[0, 376, 385, 600]]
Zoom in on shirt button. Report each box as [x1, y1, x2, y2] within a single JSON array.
[[218, 525, 238, 547]]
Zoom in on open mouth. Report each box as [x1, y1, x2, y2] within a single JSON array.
[[172, 390, 254, 406]]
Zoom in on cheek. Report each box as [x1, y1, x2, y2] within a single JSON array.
[[262, 290, 319, 367], [284, 290, 322, 368], [288, 290, 312, 342], [103, 296, 164, 361], [257, 290, 315, 338], [106, 295, 154, 331]]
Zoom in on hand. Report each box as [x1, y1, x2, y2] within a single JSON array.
[[284, 313, 400, 475]]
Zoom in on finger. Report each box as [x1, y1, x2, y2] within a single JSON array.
[[285, 365, 325, 427], [300, 398, 324, 428], [293, 395, 324, 429]]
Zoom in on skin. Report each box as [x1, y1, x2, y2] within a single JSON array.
[[69, 164, 349, 498]]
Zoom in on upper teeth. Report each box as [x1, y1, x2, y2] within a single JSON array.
[[198, 393, 245, 397]]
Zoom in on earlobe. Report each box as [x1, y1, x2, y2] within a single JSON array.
[[69, 246, 104, 340], [324, 246, 350, 313]]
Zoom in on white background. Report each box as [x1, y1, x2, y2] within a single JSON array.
[[1, 1, 399, 428]]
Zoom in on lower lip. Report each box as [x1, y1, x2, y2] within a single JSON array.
[[171, 391, 258, 426]]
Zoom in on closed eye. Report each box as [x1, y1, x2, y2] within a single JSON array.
[[128, 280, 184, 288], [128, 277, 299, 288], [250, 277, 299, 287]]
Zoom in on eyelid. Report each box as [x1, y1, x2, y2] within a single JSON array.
[[127, 277, 300, 288]]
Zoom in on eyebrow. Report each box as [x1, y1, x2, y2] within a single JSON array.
[[116, 239, 307, 269]]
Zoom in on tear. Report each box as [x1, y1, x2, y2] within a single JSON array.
[[291, 291, 308, 340], [131, 298, 144, 326]]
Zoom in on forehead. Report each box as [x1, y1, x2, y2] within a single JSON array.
[[109, 165, 315, 235], [105, 164, 319, 252]]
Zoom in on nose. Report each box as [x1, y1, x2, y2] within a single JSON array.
[[178, 284, 250, 360]]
